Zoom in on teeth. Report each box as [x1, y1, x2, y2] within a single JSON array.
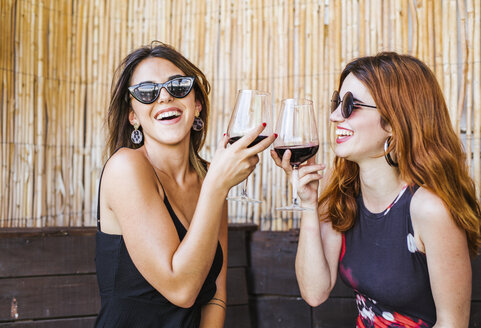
[[156, 111, 181, 120], [336, 129, 353, 136]]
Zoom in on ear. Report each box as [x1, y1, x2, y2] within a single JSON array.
[[381, 118, 392, 137], [128, 110, 137, 126], [195, 100, 202, 113]]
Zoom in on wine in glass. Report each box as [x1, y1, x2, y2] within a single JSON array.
[[226, 89, 272, 203], [274, 98, 319, 211]]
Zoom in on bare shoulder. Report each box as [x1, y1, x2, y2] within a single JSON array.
[[410, 186, 452, 226], [410, 186, 467, 254], [105, 148, 150, 175], [102, 148, 162, 199]]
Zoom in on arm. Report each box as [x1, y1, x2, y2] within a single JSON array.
[[411, 188, 471, 328], [296, 210, 342, 306], [200, 200, 228, 328], [104, 126, 274, 308], [270, 151, 342, 306]]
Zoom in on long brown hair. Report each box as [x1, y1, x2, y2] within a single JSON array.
[[106, 41, 210, 177], [320, 52, 481, 256]]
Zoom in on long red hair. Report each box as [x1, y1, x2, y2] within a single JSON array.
[[319, 52, 481, 256]]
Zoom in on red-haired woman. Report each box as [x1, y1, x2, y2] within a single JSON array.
[[272, 52, 481, 327]]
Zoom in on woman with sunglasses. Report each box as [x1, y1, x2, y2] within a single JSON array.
[[95, 41, 275, 328], [272, 52, 480, 327]]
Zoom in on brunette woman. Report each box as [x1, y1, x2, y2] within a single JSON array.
[[95, 41, 275, 327]]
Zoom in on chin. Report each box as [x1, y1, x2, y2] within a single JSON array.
[[333, 147, 349, 159]]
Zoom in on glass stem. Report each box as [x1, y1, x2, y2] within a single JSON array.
[[292, 166, 299, 206], [241, 178, 249, 197]]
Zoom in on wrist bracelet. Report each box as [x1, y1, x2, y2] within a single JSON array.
[[211, 297, 226, 306], [207, 302, 226, 310]]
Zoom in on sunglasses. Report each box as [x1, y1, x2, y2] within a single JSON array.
[[128, 76, 195, 104], [330, 91, 377, 118]]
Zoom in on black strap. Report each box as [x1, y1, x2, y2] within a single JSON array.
[[96, 147, 124, 231], [96, 148, 178, 233]]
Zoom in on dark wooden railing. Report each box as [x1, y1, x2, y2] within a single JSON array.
[[0, 227, 480, 327], [247, 230, 481, 328]]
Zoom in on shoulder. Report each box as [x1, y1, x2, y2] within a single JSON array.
[[102, 147, 161, 197], [410, 186, 466, 252], [410, 186, 451, 224], [104, 148, 154, 181], [106, 147, 149, 171]]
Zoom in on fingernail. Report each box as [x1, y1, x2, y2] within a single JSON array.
[[262, 122, 266, 127], [274, 133, 278, 138], [223, 133, 226, 136]]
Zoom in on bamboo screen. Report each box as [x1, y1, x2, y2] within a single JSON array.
[[1, 0, 480, 229]]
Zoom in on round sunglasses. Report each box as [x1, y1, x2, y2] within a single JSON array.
[[128, 76, 195, 104], [330, 90, 377, 118]]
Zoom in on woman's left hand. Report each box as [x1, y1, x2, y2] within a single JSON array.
[[297, 157, 325, 205], [271, 149, 325, 206]]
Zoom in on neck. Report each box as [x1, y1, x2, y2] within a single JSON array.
[[357, 158, 405, 212], [142, 137, 193, 184]]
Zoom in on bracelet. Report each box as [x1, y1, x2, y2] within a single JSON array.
[[207, 302, 226, 311], [211, 297, 226, 306]]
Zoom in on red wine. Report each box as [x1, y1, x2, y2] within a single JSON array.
[[274, 145, 319, 166], [228, 135, 268, 148]]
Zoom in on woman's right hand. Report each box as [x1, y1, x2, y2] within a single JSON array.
[[270, 150, 325, 205], [206, 123, 275, 192]]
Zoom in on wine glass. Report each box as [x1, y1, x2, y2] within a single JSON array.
[[226, 89, 272, 203], [274, 98, 319, 211]]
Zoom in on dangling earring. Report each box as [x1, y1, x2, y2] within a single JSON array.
[[192, 111, 204, 131], [384, 136, 398, 167], [131, 122, 143, 144]]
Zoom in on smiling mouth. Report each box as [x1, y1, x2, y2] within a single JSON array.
[[155, 111, 181, 121], [336, 129, 353, 137]]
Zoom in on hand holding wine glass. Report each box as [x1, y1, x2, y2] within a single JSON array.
[[207, 123, 275, 194], [271, 153, 325, 207], [272, 98, 319, 211]]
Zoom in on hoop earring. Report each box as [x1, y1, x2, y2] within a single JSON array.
[[384, 137, 398, 167], [192, 112, 204, 131], [131, 122, 143, 144]]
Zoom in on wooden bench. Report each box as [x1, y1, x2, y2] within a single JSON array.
[[0, 226, 253, 328], [1, 227, 480, 327], [247, 230, 481, 328]]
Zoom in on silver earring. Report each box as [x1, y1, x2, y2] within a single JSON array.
[[384, 137, 398, 167], [192, 112, 204, 131], [131, 122, 143, 144]]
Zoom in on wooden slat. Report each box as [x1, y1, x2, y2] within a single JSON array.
[[0, 275, 100, 321], [225, 304, 251, 328], [227, 267, 248, 306], [228, 230, 247, 267], [251, 296, 311, 328], [472, 254, 481, 300], [0, 317, 96, 328], [0, 231, 96, 278], [312, 297, 358, 328], [470, 302, 481, 327], [248, 230, 300, 296]]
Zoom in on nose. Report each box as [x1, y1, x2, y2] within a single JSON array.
[[329, 104, 344, 122], [157, 87, 173, 103]]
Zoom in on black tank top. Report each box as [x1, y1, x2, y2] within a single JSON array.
[[339, 185, 436, 327], [94, 155, 223, 328]]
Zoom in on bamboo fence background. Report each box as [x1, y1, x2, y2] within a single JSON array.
[[1, 0, 480, 229]]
